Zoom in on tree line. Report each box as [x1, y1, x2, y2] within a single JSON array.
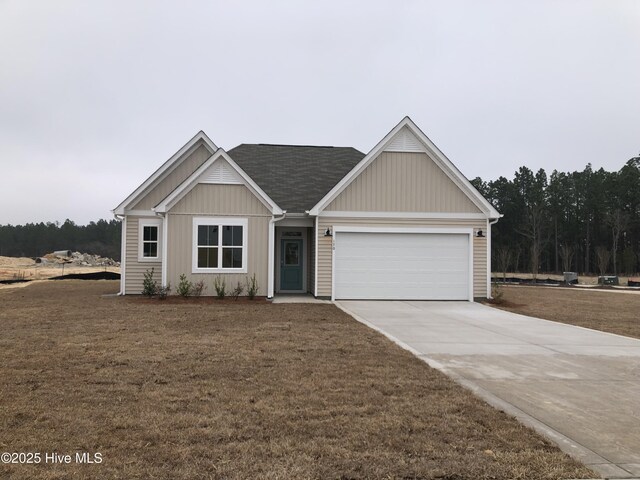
[[472, 156, 640, 277], [0, 219, 122, 261]]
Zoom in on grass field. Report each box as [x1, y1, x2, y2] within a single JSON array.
[[492, 285, 640, 340], [0, 281, 595, 479]]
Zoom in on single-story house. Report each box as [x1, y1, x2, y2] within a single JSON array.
[[113, 117, 501, 300]]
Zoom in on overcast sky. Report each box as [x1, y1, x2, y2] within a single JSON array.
[[1, 1, 639, 225]]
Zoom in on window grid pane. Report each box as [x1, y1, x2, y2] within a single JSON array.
[[197, 247, 218, 268], [222, 247, 242, 268], [198, 225, 218, 246]]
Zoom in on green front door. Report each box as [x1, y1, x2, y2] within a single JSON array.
[[280, 239, 303, 291]]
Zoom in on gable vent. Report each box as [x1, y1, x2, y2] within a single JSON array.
[[200, 160, 243, 185], [384, 126, 425, 153]]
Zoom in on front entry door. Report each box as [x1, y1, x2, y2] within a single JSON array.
[[280, 239, 303, 291]]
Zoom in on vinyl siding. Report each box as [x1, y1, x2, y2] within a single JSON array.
[[325, 152, 482, 213], [131, 144, 212, 210], [316, 217, 488, 299], [124, 216, 162, 294], [166, 183, 271, 296], [171, 184, 270, 216]]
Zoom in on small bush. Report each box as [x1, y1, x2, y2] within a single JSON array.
[[246, 274, 259, 300], [490, 283, 504, 304], [157, 283, 171, 300], [214, 276, 226, 299], [177, 274, 193, 297], [231, 282, 244, 300], [142, 268, 159, 297], [192, 280, 206, 297]]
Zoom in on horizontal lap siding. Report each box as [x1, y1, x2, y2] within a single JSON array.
[[317, 218, 488, 299], [167, 184, 271, 296], [325, 152, 481, 213], [125, 216, 162, 294], [473, 234, 487, 298]]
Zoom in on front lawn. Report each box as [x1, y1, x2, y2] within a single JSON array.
[[491, 285, 640, 339], [0, 281, 595, 479]]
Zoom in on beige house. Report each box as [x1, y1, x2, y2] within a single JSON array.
[[113, 117, 501, 300]]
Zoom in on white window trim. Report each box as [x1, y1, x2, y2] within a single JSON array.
[[138, 218, 162, 262], [192, 217, 248, 273]]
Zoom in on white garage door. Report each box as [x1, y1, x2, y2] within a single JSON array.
[[334, 232, 470, 300]]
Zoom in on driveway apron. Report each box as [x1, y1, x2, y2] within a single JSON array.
[[337, 300, 640, 479]]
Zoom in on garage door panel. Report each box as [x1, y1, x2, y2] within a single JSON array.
[[334, 232, 469, 300]]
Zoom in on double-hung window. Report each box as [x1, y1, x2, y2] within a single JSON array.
[[138, 218, 162, 261], [193, 217, 247, 272]]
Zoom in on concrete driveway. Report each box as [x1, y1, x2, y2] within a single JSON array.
[[337, 300, 640, 479]]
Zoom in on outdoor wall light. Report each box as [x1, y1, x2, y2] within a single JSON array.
[[324, 228, 333, 237], [476, 229, 485, 238]]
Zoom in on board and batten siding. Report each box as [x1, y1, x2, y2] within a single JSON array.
[[131, 144, 212, 210], [166, 184, 271, 296], [325, 152, 482, 213], [124, 216, 162, 294], [316, 217, 488, 299]]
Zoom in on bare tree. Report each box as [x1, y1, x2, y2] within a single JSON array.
[[595, 246, 610, 276], [606, 209, 629, 275], [559, 244, 574, 273], [495, 246, 511, 282]]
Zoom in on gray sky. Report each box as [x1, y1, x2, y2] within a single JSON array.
[[1, 1, 639, 225]]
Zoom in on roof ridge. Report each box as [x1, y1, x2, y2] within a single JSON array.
[[258, 143, 335, 148]]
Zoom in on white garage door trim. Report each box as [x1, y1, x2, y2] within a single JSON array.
[[331, 226, 474, 301]]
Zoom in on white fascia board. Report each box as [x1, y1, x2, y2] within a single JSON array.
[[319, 211, 488, 220], [332, 226, 474, 235], [404, 118, 501, 219], [308, 118, 408, 216], [122, 209, 156, 216], [309, 116, 501, 219], [113, 131, 218, 215], [222, 150, 283, 214], [154, 149, 283, 215]]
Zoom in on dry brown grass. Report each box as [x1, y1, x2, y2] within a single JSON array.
[[0, 281, 596, 479], [492, 285, 640, 340]]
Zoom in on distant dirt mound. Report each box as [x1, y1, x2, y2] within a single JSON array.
[[0, 256, 35, 267], [36, 251, 120, 267]]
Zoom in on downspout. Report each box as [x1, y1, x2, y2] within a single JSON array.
[[487, 216, 502, 299], [155, 211, 168, 287], [268, 211, 287, 298], [114, 213, 126, 295]]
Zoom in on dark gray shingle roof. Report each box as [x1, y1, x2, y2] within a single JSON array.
[[227, 144, 365, 213]]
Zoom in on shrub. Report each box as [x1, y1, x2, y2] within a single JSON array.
[[192, 280, 206, 297], [142, 268, 159, 297], [157, 283, 171, 300], [214, 276, 226, 299], [231, 281, 244, 300], [490, 283, 504, 304], [177, 274, 193, 297], [246, 274, 259, 300]]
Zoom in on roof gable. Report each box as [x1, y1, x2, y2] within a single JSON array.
[[113, 131, 218, 215], [154, 149, 282, 214], [309, 117, 501, 218]]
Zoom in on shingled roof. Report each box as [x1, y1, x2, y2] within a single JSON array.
[[227, 144, 365, 213]]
